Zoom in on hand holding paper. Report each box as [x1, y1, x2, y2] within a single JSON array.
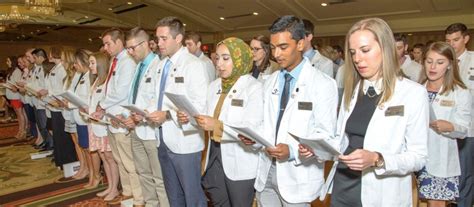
[[59, 91, 88, 109], [165, 92, 200, 117], [288, 132, 340, 161], [226, 124, 273, 148]]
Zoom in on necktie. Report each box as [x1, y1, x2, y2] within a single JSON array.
[[251, 64, 260, 79], [157, 59, 172, 140], [275, 73, 292, 141], [131, 63, 145, 104], [105, 57, 118, 94], [157, 59, 172, 110], [367, 86, 377, 98]]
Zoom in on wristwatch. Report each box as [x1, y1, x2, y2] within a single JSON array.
[[165, 110, 172, 120], [374, 152, 385, 168]]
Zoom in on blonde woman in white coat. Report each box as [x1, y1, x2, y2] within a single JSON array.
[[317, 18, 429, 207], [416, 42, 471, 207], [178, 37, 263, 206]]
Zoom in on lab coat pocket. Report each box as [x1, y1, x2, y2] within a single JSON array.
[[226, 103, 245, 124], [288, 103, 314, 138]]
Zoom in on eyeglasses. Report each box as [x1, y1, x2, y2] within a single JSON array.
[[251, 47, 263, 52], [126, 41, 145, 51]]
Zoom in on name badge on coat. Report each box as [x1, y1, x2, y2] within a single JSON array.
[[231, 99, 243, 107], [51, 73, 55, 76], [469, 75, 474, 81], [112, 71, 116, 76], [385, 105, 404, 116], [145, 77, 152, 83], [96, 89, 102, 93], [440, 100, 455, 107], [175, 77, 184, 83], [298, 102, 312, 111], [80, 80, 85, 84]]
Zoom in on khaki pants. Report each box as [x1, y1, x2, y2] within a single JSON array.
[[109, 132, 143, 205], [131, 132, 169, 207]]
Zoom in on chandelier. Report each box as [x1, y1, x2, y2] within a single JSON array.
[[25, 0, 61, 16], [0, 5, 30, 21]]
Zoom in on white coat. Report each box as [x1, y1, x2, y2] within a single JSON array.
[[70, 71, 90, 126], [254, 59, 338, 203], [5, 68, 22, 100], [401, 55, 422, 82], [199, 52, 216, 82], [99, 50, 136, 133], [156, 46, 210, 153], [204, 75, 263, 180], [425, 85, 471, 177], [309, 49, 335, 78], [326, 78, 429, 207], [126, 54, 160, 140], [89, 83, 107, 137], [46, 63, 67, 112], [458, 50, 474, 136], [29, 65, 46, 110]]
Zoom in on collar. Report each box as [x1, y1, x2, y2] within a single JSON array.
[[195, 50, 203, 58], [303, 49, 316, 60], [458, 49, 468, 62], [281, 58, 306, 79], [168, 46, 187, 66], [141, 52, 156, 66], [115, 49, 127, 60], [362, 78, 383, 95]]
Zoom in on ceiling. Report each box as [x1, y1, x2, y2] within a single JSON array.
[[0, 0, 473, 45]]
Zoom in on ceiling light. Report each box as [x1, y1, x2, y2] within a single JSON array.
[[127, 2, 132, 5], [407, 33, 413, 36], [84, 15, 88, 19], [108, 8, 112, 11], [183, 23, 186, 26], [253, 12, 258, 15], [0, 5, 30, 21], [25, 0, 61, 16], [219, 17, 225, 20], [0, 25, 6, 32], [321, 2, 328, 6]]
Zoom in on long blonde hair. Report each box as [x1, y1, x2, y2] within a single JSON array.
[[61, 48, 76, 89], [342, 18, 403, 110], [420, 41, 466, 94]]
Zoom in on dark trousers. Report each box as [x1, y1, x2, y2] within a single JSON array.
[[24, 104, 37, 138], [158, 136, 206, 207], [51, 111, 77, 166], [457, 138, 474, 207], [34, 107, 52, 149], [202, 141, 256, 207]]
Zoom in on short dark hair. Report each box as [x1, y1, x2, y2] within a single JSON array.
[[32, 48, 48, 59], [332, 45, 343, 54], [445, 23, 469, 36], [302, 19, 314, 36], [156, 16, 185, 38], [184, 31, 202, 44], [394, 33, 407, 45], [268, 15, 306, 41], [126, 27, 150, 42], [101, 28, 125, 45], [413, 43, 424, 50]]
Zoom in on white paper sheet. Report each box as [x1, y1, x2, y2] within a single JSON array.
[[59, 91, 88, 108], [25, 85, 40, 96], [164, 92, 200, 117], [121, 104, 149, 117], [104, 113, 127, 128], [80, 111, 110, 125], [226, 124, 274, 148], [288, 132, 340, 161]]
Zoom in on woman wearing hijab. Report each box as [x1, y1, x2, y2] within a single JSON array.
[[178, 37, 263, 206]]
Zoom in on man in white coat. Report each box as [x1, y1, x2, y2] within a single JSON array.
[[301, 19, 335, 78], [148, 16, 209, 207], [184, 31, 216, 81], [91, 28, 142, 206], [445, 22, 474, 207], [394, 33, 422, 82], [121, 27, 169, 207], [253, 15, 338, 206]]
